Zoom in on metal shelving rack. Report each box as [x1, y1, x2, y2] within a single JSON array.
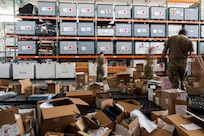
[[9, 0, 201, 61]]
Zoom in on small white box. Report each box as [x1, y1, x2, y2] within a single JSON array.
[[0, 63, 11, 78], [35, 62, 55, 79], [56, 62, 76, 78], [13, 63, 35, 79]]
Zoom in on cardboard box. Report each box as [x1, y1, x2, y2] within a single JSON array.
[[12, 83, 21, 94], [76, 116, 112, 136], [154, 91, 162, 106], [136, 63, 144, 72], [46, 81, 60, 94], [66, 90, 96, 106], [0, 108, 24, 136], [96, 93, 113, 109], [140, 128, 173, 136], [61, 84, 72, 92], [115, 113, 140, 136], [0, 79, 10, 91], [89, 75, 97, 83], [166, 114, 204, 136], [75, 72, 88, 90], [133, 71, 144, 80], [151, 110, 167, 121], [134, 80, 148, 94], [37, 97, 88, 136], [160, 89, 187, 109], [116, 72, 130, 83], [106, 76, 118, 88], [117, 99, 143, 112], [22, 115, 34, 132], [168, 99, 189, 115], [44, 131, 64, 136]]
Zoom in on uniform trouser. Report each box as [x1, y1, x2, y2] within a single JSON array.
[[97, 66, 104, 82], [168, 59, 187, 91]]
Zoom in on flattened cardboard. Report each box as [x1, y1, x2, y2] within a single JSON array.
[[166, 114, 204, 136]]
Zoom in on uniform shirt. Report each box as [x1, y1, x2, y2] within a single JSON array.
[[96, 55, 105, 67], [164, 35, 194, 60]]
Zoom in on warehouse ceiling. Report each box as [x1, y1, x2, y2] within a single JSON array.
[[0, 0, 197, 15]]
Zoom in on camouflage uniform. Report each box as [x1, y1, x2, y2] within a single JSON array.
[[96, 55, 105, 82], [163, 35, 193, 91]]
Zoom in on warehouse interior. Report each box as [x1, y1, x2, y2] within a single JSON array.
[[0, 0, 204, 136]]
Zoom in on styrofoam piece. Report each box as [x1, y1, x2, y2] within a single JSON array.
[[0, 63, 11, 78], [56, 62, 76, 78], [88, 62, 108, 78], [35, 62, 55, 79], [12, 63, 35, 79]]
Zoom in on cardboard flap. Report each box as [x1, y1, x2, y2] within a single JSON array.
[[117, 101, 142, 113], [66, 90, 95, 96], [68, 97, 89, 106], [41, 104, 80, 120], [0, 110, 15, 126], [94, 111, 112, 126], [101, 99, 114, 110], [128, 117, 139, 130], [76, 117, 100, 131]]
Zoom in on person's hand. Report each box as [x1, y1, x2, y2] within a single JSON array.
[[160, 62, 164, 68]]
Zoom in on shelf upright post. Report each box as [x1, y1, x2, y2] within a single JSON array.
[[94, 0, 97, 58], [197, 0, 201, 55], [3, 21, 6, 63], [131, 0, 134, 66], [13, 0, 17, 63], [56, 0, 59, 62]]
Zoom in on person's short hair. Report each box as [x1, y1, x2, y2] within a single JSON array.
[[99, 51, 104, 55], [178, 29, 188, 35]]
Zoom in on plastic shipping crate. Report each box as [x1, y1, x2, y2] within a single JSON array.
[[116, 41, 132, 54], [59, 3, 77, 17], [18, 41, 37, 55], [184, 25, 199, 38], [184, 8, 198, 21], [150, 42, 165, 54], [97, 4, 113, 18], [13, 63, 35, 79], [35, 62, 55, 79], [56, 62, 76, 78], [168, 7, 184, 20], [150, 24, 166, 37], [60, 22, 77, 36], [134, 24, 149, 37], [150, 6, 166, 20], [78, 22, 94, 36], [133, 5, 149, 19], [78, 3, 95, 17], [17, 20, 36, 35], [38, 1, 56, 16], [59, 41, 77, 54], [135, 42, 150, 54], [78, 41, 95, 54], [168, 24, 182, 37], [115, 5, 131, 18], [115, 23, 132, 37], [0, 63, 11, 78], [97, 41, 113, 54]]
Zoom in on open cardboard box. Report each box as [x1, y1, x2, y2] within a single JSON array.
[[115, 112, 140, 136], [166, 114, 204, 136], [37, 97, 89, 136], [66, 90, 96, 106], [76, 116, 112, 136], [116, 99, 143, 112], [96, 93, 113, 109], [0, 107, 24, 136]]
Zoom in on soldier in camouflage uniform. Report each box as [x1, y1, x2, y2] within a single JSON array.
[[160, 29, 194, 91], [95, 51, 106, 82]]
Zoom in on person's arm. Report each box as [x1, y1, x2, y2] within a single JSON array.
[[160, 41, 169, 68]]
